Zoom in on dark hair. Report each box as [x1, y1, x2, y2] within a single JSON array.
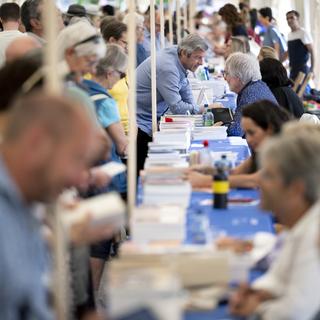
[[0, 50, 43, 112], [259, 7, 273, 22], [21, 0, 42, 32], [101, 20, 127, 42], [0, 3, 20, 22], [101, 4, 115, 16], [100, 16, 116, 32], [144, 5, 158, 16], [260, 58, 292, 89], [286, 10, 300, 18], [249, 8, 258, 29], [242, 100, 291, 134], [219, 3, 244, 30]]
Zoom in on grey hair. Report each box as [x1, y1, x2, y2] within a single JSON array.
[[260, 122, 320, 204], [178, 34, 208, 56], [230, 36, 250, 54], [95, 44, 127, 77], [225, 52, 261, 85]]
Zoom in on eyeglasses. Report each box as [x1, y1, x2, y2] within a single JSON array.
[[74, 35, 102, 48], [115, 69, 126, 79], [222, 70, 230, 79], [118, 39, 128, 47]]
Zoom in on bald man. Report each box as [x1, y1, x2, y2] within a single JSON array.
[[0, 92, 100, 318], [5, 35, 41, 63]]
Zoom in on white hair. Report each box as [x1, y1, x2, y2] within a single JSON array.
[[123, 12, 144, 28], [260, 122, 320, 204], [225, 52, 261, 85], [95, 44, 127, 77], [57, 21, 105, 60]]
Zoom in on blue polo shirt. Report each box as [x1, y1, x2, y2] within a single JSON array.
[[82, 79, 126, 194], [0, 156, 53, 320], [263, 25, 287, 60]]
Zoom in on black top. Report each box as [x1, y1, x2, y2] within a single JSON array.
[[271, 86, 304, 118], [232, 24, 248, 37]]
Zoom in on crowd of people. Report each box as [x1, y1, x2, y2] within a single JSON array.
[[0, 1, 319, 320]]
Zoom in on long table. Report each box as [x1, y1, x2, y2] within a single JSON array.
[[184, 139, 274, 319]]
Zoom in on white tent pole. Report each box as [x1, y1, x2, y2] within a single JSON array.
[[168, 0, 174, 44], [183, 0, 187, 37], [189, 0, 196, 33], [159, 0, 165, 48], [150, 0, 158, 135], [127, 0, 137, 221], [176, 0, 181, 44], [43, 0, 61, 94], [42, 1, 67, 319]]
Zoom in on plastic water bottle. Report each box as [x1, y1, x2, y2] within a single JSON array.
[[217, 154, 232, 174], [199, 140, 212, 166], [202, 104, 214, 127], [197, 66, 210, 81], [190, 209, 211, 244], [212, 155, 230, 209]]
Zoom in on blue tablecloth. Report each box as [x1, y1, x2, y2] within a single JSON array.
[[184, 139, 273, 319], [139, 137, 273, 319], [191, 139, 250, 164], [186, 188, 273, 242]]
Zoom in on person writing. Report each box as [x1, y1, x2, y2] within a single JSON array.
[[187, 100, 291, 189]]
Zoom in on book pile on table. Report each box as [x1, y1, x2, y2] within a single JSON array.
[[193, 126, 228, 140], [141, 166, 191, 207], [131, 205, 186, 244]]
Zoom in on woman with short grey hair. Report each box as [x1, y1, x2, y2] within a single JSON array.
[[83, 44, 128, 158], [224, 52, 278, 136]]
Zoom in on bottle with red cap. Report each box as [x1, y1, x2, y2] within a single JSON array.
[[199, 140, 212, 166]]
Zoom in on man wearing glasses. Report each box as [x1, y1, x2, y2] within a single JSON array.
[[136, 34, 209, 173]]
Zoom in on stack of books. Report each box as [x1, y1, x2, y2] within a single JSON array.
[[131, 205, 186, 244], [107, 262, 185, 320], [193, 126, 228, 140], [142, 167, 191, 207]]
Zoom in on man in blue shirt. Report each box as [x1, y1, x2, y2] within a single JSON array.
[[141, 6, 161, 57], [136, 34, 208, 172], [258, 7, 287, 62], [0, 93, 98, 319]]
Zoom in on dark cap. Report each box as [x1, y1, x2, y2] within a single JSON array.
[[259, 7, 273, 21], [66, 4, 87, 17]]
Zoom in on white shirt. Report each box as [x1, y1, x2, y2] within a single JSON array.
[[252, 201, 320, 320], [288, 28, 313, 45], [0, 30, 25, 67]]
